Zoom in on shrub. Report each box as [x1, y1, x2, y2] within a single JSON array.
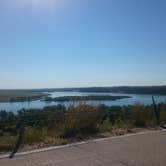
[[99, 119, 112, 132], [131, 104, 156, 127], [60, 104, 103, 138], [0, 136, 16, 152], [23, 127, 48, 144]]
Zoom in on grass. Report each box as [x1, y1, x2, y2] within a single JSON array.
[[24, 127, 67, 145], [0, 135, 16, 152]]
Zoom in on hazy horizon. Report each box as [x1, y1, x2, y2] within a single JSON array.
[[0, 85, 166, 91], [0, 0, 166, 89]]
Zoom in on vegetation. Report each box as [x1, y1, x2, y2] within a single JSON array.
[[33, 86, 166, 95], [0, 90, 48, 102], [70, 86, 166, 95], [43, 95, 130, 102], [0, 103, 166, 153]]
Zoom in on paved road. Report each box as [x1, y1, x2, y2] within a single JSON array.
[[0, 131, 166, 166]]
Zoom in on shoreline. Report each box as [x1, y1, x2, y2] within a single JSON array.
[[0, 92, 48, 103]]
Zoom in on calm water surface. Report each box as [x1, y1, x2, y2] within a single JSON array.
[[1, 91, 166, 113]]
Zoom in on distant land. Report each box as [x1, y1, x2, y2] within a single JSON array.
[[0, 90, 47, 102], [29, 86, 166, 95], [70, 86, 166, 95], [43, 95, 130, 102], [0, 86, 166, 102]]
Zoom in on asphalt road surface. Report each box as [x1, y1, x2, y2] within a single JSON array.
[[0, 131, 166, 166]]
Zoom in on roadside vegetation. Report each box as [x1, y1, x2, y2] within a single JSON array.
[[0, 103, 166, 153]]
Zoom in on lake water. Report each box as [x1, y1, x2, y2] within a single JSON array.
[[0, 91, 166, 113]]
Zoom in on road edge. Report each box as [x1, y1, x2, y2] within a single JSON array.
[[0, 129, 165, 159]]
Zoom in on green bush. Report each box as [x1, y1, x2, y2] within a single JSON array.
[[131, 104, 157, 127], [98, 119, 112, 132], [160, 104, 166, 124], [0, 136, 16, 152], [23, 127, 48, 144], [60, 105, 103, 138]]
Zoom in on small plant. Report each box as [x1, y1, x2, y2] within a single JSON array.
[[23, 127, 48, 144], [99, 119, 112, 132], [0, 136, 16, 152]]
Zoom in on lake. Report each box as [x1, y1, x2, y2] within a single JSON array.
[[0, 91, 166, 113]]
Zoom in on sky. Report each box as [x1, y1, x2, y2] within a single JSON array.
[[0, 0, 166, 89]]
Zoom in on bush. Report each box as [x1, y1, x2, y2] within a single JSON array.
[[99, 119, 112, 132], [131, 104, 156, 127], [0, 136, 16, 152], [60, 104, 104, 138], [23, 127, 48, 144]]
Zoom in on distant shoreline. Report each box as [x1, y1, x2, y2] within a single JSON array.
[[0, 91, 48, 103], [1, 86, 166, 95], [0, 85, 166, 103]]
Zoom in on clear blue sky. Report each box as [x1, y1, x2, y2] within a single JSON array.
[[0, 0, 166, 89]]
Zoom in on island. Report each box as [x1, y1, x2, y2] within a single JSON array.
[[43, 95, 131, 102]]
